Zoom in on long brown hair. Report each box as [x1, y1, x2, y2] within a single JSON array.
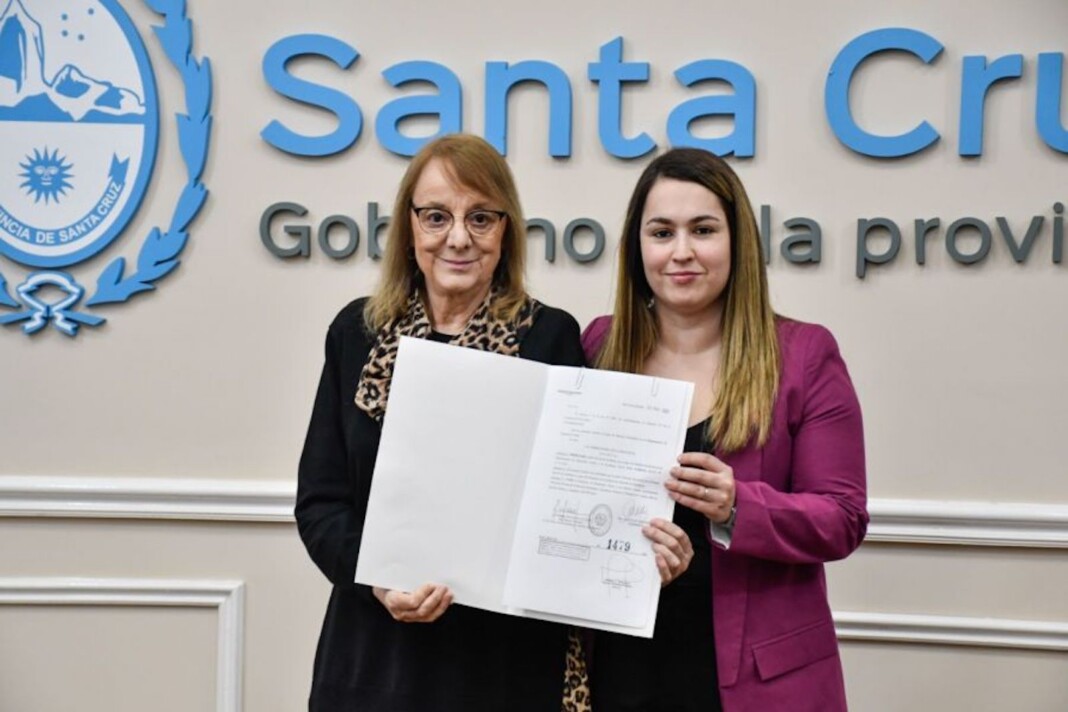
[[596, 148, 780, 452], [365, 134, 528, 330]]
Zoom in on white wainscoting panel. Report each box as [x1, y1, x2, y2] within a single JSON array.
[[0, 577, 245, 712]]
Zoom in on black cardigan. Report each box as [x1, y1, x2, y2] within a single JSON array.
[[296, 297, 586, 711]]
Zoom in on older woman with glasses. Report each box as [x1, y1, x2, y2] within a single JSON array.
[[295, 134, 589, 711], [582, 148, 868, 711]]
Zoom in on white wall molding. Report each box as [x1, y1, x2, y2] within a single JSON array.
[[2, 476, 1068, 548], [0, 476, 294, 522], [834, 611, 1068, 652], [865, 498, 1068, 548], [0, 577, 245, 712]]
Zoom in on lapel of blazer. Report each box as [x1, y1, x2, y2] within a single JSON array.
[[710, 443, 762, 688]]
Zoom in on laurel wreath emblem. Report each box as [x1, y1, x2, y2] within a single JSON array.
[[0, 0, 212, 335]]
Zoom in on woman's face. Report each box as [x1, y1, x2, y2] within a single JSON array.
[[410, 157, 505, 306], [639, 178, 732, 318]]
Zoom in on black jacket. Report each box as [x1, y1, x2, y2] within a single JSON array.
[[296, 297, 585, 711]]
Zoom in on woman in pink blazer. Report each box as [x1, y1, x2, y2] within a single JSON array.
[[581, 148, 867, 712]]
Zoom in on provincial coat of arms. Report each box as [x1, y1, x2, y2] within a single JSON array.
[[0, 0, 211, 336]]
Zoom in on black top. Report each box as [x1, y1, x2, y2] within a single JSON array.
[[295, 297, 586, 712], [589, 419, 723, 712]]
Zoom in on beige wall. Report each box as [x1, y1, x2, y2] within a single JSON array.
[[1, 0, 1066, 709]]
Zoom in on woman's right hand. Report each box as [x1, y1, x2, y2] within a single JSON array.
[[643, 518, 694, 587], [372, 583, 453, 623]]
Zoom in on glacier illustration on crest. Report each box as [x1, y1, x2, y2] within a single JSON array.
[[0, 0, 144, 122]]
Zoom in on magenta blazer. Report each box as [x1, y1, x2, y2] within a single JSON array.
[[582, 316, 868, 711]]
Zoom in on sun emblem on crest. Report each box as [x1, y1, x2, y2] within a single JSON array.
[[19, 148, 75, 205]]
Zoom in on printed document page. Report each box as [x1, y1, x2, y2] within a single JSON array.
[[355, 337, 693, 637], [502, 366, 692, 634]]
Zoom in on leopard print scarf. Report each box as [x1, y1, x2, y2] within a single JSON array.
[[355, 289, 540, 422], [562, 628, 593, 712]]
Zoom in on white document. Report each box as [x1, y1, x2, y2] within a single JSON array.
[[355, 337, 693, 637], [502, 366, 693, 633]]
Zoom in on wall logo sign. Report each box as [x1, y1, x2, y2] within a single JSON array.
[[0, 0, 211, 337]]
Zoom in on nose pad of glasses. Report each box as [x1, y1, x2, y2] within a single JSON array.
[[445, 221, 473, 245]]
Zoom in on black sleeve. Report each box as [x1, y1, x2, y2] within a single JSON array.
[[520, 305, 586, 367], [295, 315, 364, 590]]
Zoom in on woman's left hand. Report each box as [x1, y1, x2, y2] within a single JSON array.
[[666, 451, 736, 524], [643, 518, 693, 586]]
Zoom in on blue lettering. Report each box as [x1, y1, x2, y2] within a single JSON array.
[[667, 59, 756, 157], [376, 61, 463, 157], [261, 34, 362, 157], [1037, 52, 1068, 153], [825, 28, 943, 158], [588, 37, 655, 159], [959, 55, 1023, 156], [485, 61, 573, 156]]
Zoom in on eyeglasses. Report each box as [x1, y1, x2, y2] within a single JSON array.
[[411, 205, 508, 236]]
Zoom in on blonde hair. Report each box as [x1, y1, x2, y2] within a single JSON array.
[[365, 134, 528, 330], [596, 148, 781, 452]]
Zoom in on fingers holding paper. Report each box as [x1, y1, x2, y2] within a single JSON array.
[[643, 518, 693, 587], [373, 583, 454, 623], [666, 451, 736, 525]]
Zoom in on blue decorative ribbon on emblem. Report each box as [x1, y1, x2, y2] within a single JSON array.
[[0, 156, 129, 246], [0, 272, 105, 336]]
